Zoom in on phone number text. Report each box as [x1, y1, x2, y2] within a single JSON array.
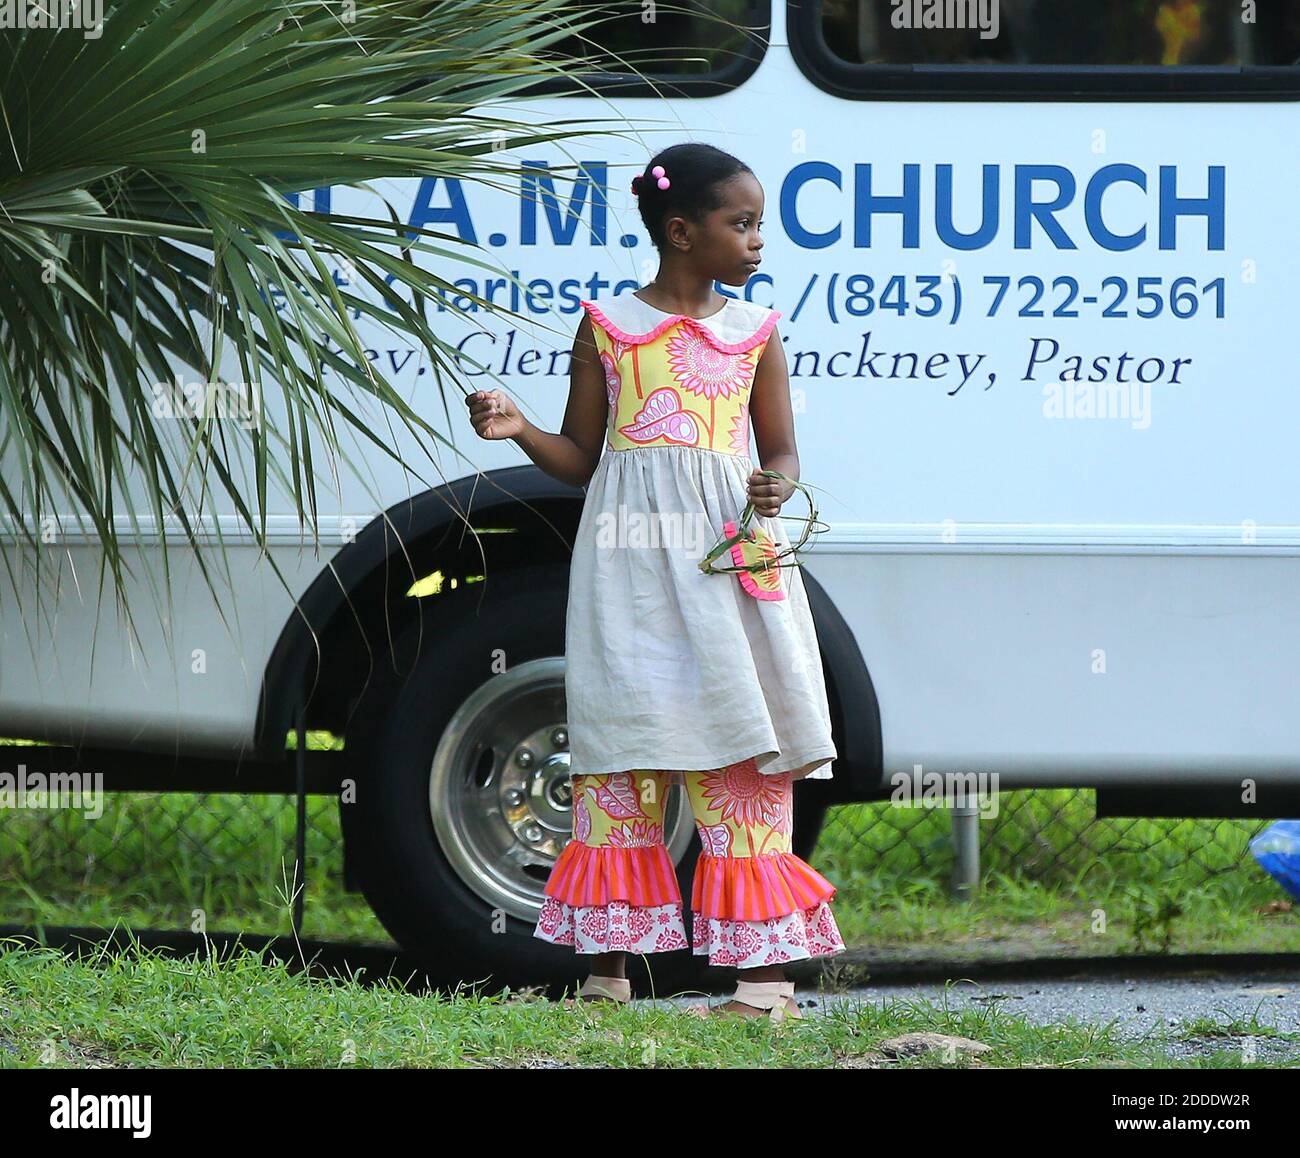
[[788, 273, 1227, 324]]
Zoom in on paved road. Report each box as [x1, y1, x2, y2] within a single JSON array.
[[647, 971, 1300, 1063]]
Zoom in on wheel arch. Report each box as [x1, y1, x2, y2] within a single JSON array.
[[800, 567, 885, 801], [254, 464, 585, 754], [255, 466, 885, 800]]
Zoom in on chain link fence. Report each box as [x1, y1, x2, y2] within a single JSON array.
[[3, 736, 1290, 960], [821, 790, 1275, 884]]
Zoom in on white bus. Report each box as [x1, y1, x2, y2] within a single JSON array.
[[4, 0, 1299, 982]]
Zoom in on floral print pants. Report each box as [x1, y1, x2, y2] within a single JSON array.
[[533, 758, 846, 968]]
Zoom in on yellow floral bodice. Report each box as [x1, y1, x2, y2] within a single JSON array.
[[580, 294, 781, 457]]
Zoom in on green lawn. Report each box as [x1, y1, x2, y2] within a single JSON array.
[[2, 935, 1294, 1068], [4, 734, 1299, 1069]]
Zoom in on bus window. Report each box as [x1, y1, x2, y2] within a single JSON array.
[[526, 0, 770, 94], [794, 0, 1300, 97]]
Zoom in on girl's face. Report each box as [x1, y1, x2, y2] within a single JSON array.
[[679, 170, 766, 287]]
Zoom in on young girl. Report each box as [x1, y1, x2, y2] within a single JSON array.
[[466, 142, 845, 1024]]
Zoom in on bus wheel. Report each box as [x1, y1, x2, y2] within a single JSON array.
[[339, 563, 699, 991]]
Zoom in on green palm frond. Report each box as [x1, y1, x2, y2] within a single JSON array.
[[0, 0, 622, 646], [0, 0, 765, 660]]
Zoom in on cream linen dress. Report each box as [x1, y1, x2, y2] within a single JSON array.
[[563, 291, 837, 782]]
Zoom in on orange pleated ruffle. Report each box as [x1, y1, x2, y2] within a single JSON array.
[[691, 851, 837, 921], [543, 839, 681, 908]]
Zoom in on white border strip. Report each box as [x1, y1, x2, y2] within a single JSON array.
[[1, 515, 1298, 554]]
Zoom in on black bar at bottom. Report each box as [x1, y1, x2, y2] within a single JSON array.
[[0, 744, 346, 794], [1098, 785, 1300, 819]]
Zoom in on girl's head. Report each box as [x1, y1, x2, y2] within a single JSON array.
[[632, 142, 765, 287]]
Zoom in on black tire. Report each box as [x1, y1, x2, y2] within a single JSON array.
[[792, 799, 829, 863], [341, 561, 833, 993], [340, 563, 703, 992]]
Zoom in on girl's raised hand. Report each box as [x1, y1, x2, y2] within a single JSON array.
[[746, 469, 788, 519], [466, 389, 526, 442]]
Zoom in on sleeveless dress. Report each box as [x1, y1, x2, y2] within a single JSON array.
[[565, 291, 838, 783]]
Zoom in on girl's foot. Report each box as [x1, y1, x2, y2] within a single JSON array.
[[562, 974, 631, 1007], [717, 996, 800, 1018], [711, 979, 804, 1023]]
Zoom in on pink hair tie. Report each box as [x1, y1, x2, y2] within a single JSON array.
[[632, 165, 670, 196]]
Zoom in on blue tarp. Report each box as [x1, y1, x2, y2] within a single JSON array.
[[1249, 821, 1300, 902]]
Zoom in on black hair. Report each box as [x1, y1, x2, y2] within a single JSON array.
[[632, 142, 753, 252]]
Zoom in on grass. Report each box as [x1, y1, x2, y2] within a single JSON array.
[[2, 934, 1294, 1068], [3, 734, 1298, 1069]]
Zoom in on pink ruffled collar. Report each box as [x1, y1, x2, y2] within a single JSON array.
[[581, 293, 780, 355]]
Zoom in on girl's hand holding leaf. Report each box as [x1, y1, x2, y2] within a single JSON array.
[[466, 390, 527, 442], [746, 467, 790, 518]]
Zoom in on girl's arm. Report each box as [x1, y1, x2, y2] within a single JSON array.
[[747, 324, 800, 517], [466, 311, 608, 488]]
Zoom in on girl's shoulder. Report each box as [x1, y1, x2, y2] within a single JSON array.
[[579, 293, 780, 356]]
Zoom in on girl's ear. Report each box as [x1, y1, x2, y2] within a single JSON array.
[[662, 214, 692, 253]]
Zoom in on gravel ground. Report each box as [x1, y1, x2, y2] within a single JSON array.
[[643, 971, 1300, 1063]]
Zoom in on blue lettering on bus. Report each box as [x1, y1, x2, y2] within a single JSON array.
[[409, 176, 477, 243], [275, 186, 332, 241], [1159, 165, 1225, 250], [783, 161, 841, 249], [936, 164, 999, 250], [310, 161, 1225, 255], [841, 163, 1224, 251], [521, 161, 609, 246], [1085, 165, 1146, 252]]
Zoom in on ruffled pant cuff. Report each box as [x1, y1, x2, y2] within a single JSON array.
[[534, 896, 690, 954], [542, 839, 681, 908], [692, 899, 846, 967], [534, 839, 689, 954], [688, 851, 844, 966], [691, 851, 837, 920], [533, 843, 846, 964]]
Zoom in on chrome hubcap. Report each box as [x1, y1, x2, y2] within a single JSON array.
[[428, 657, 694, 923]]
